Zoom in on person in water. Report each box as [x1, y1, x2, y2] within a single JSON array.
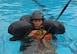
[[20, 11, 57, 54], [9, 11, 57, 41]]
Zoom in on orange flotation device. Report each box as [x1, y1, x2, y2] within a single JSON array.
[[44, 33, 51, 40], [33, 33, 51, 40]]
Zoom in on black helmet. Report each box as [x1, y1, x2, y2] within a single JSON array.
[[30, 11, 44, 21]]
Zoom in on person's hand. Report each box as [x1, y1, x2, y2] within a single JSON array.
[[28, 30, 38, 36]]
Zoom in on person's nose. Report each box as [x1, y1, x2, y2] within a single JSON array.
[[36, 21, 39, 24]]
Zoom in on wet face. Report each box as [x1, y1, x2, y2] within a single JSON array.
[[32, 19, 43, 29]]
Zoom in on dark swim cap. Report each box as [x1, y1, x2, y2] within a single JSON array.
[[30, 11, 44, 21]]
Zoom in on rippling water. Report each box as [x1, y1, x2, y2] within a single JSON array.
[[0, 0, 77, 54]]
